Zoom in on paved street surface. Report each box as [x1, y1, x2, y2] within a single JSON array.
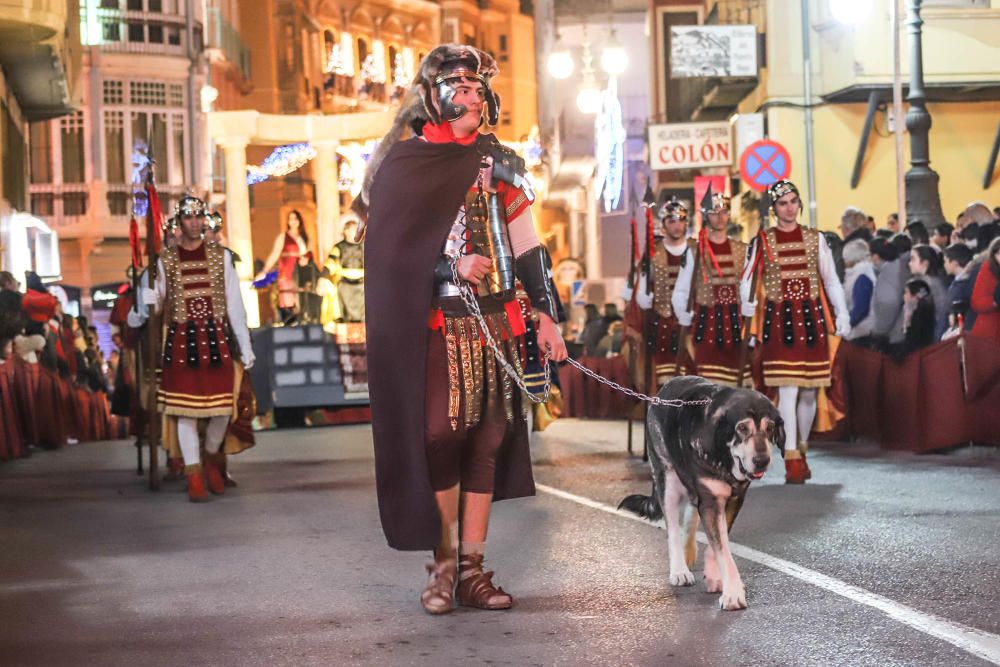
[[2, 419, 999, 666]]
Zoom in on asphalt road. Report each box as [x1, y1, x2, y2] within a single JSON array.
[[1, 419, 998, 666]]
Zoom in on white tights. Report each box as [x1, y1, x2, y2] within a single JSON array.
[[777, 386, 818, 451], [176, 416, 231, 466]]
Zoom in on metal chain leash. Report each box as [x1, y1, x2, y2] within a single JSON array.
[[451, 259, 552, 404], [563, 357, 712, 408], [450, 258, 711, 409]]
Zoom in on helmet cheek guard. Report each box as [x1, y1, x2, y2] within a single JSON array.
[[435, 80, 468, 123], [485, 88, 500, 126]]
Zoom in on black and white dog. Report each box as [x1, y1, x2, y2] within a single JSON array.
[[619, 376, 784, 610]]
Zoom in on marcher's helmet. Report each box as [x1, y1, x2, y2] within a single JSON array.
[[708, 192, 731, 213], [174, 195, 206, 218], [766, 179, 799, 211], [420, 45, 500, 126], [657, 197, 689, 224]]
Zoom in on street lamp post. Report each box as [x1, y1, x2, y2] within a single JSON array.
[[904, 0, 945, 228]]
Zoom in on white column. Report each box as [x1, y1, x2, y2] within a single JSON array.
[[313, 140, 340, 259], [220, 135, 259, 327], [221, 136, 252, 279]]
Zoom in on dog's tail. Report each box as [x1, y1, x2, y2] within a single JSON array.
[[618, 489, 663, 521]]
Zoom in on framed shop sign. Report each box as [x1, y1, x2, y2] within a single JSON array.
[[648, 121, 733, 171]]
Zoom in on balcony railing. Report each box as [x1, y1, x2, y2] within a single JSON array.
[[205, 5, 251, 81], [29, 184, 89, 228], [80, 8, 199, 57]]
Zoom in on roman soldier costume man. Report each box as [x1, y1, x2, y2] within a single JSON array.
[[630, 198, 694, 387], [358, 44, 568, 615], [673, 192, 749, 386], [143, 196, 255, 501], [740, 179, 849, 484]]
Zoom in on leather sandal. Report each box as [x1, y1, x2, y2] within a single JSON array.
[[420, 558, 456, 615], [456, 554, 512, 610]]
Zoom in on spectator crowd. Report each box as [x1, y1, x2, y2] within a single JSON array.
[[0, 270, 127, 463], [834, 201, 1000, 359]]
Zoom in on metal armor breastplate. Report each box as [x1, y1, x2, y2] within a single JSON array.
[[439, 180, 515, 300]]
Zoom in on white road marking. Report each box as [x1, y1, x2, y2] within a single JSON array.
[[536, 483, 1000, 666]]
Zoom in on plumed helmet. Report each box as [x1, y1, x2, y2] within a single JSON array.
[[417, 44, 500, 127], [354, 43, 502, 218], [174, 195, 206, 218]]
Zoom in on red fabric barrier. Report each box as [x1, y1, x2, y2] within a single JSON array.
[[10, 357, 39, 446], [0, 363, 23, 459], [837, 338, 1000, 452], [35, 367, 67, 449], [558, 356, 638, 419]]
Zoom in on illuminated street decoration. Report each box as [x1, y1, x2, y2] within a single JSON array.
[[246, 143, 318, 185], [594, 77, 625, 212], [337, 140, 379, 197]]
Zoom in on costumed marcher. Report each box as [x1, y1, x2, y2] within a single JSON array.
[[257, 209, 312, 323], [740, 179, 850, 484], [357, 44, 568, 615], [142, 196, 255, 502], [325, 218, 366, 322], [673, 192, 749, 386], [628, 197, 694, 387]]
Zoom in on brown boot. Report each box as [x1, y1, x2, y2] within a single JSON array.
[[457, 554, 512, 610], [185, 464, 210, 502], [784, 450, 808, 485], [420, 558, 456, 615], [217, 454, 238, 487], [204, 453, 226, 495]]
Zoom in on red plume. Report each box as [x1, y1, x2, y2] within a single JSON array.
[[145, 183, 163, 255], [129, 217, 143, 269]]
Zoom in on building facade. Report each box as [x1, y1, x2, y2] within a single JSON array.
[[0, 0, 82, 282], [648, 0, 1000, 234]]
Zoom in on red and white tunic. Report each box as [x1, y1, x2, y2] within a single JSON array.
[[633, 240, 691, 385], [741, 225, 848, 388], [673, 237, 748, 386], [152, 241, 254, 417]]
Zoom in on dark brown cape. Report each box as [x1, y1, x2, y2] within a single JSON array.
[[364, 135, 535, 551]]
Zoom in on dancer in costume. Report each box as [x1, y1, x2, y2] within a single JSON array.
[[740, 180, 849, 483], [673, 192, 749, 386], [358, 44, 568, 614], [142, 196, 255, 501]]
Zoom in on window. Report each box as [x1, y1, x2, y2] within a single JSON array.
[[128, 21, 144, 42], [131, 81, 167, 106], [29, 122, 53, 184], [357, 38, 368, 64], [103, 80, 124, 104], [60, 112, 86, 184], [100, 0, 119, 8], [127, 0, 142, 9], [103, 21, 121, 42], [149, 0, 162, 11], [168, 84, 183, 107], [167, 26, 181, 46], [105, 111, 125, 183], [149, 23, 163, 43], [169, 114, 185, 185], [31, 193, 54, 216]]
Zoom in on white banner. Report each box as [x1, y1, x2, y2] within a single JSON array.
[[648, 122, 733, 171], [670, 25, 758, 78]]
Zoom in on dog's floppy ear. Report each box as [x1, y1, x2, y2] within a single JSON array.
[[771, 414, 786, 451], [712, 412, 737, 453]]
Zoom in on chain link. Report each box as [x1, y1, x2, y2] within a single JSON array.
[[449, 258, 711, 409], [451, 259, 552, 404]]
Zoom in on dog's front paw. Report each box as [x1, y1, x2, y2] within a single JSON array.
[[718, 586, 747, 611], [703, 576, 723, 594], [669, 570, 696, 587]]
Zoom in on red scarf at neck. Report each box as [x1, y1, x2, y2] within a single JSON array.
[[421, 121, 478, 146]]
